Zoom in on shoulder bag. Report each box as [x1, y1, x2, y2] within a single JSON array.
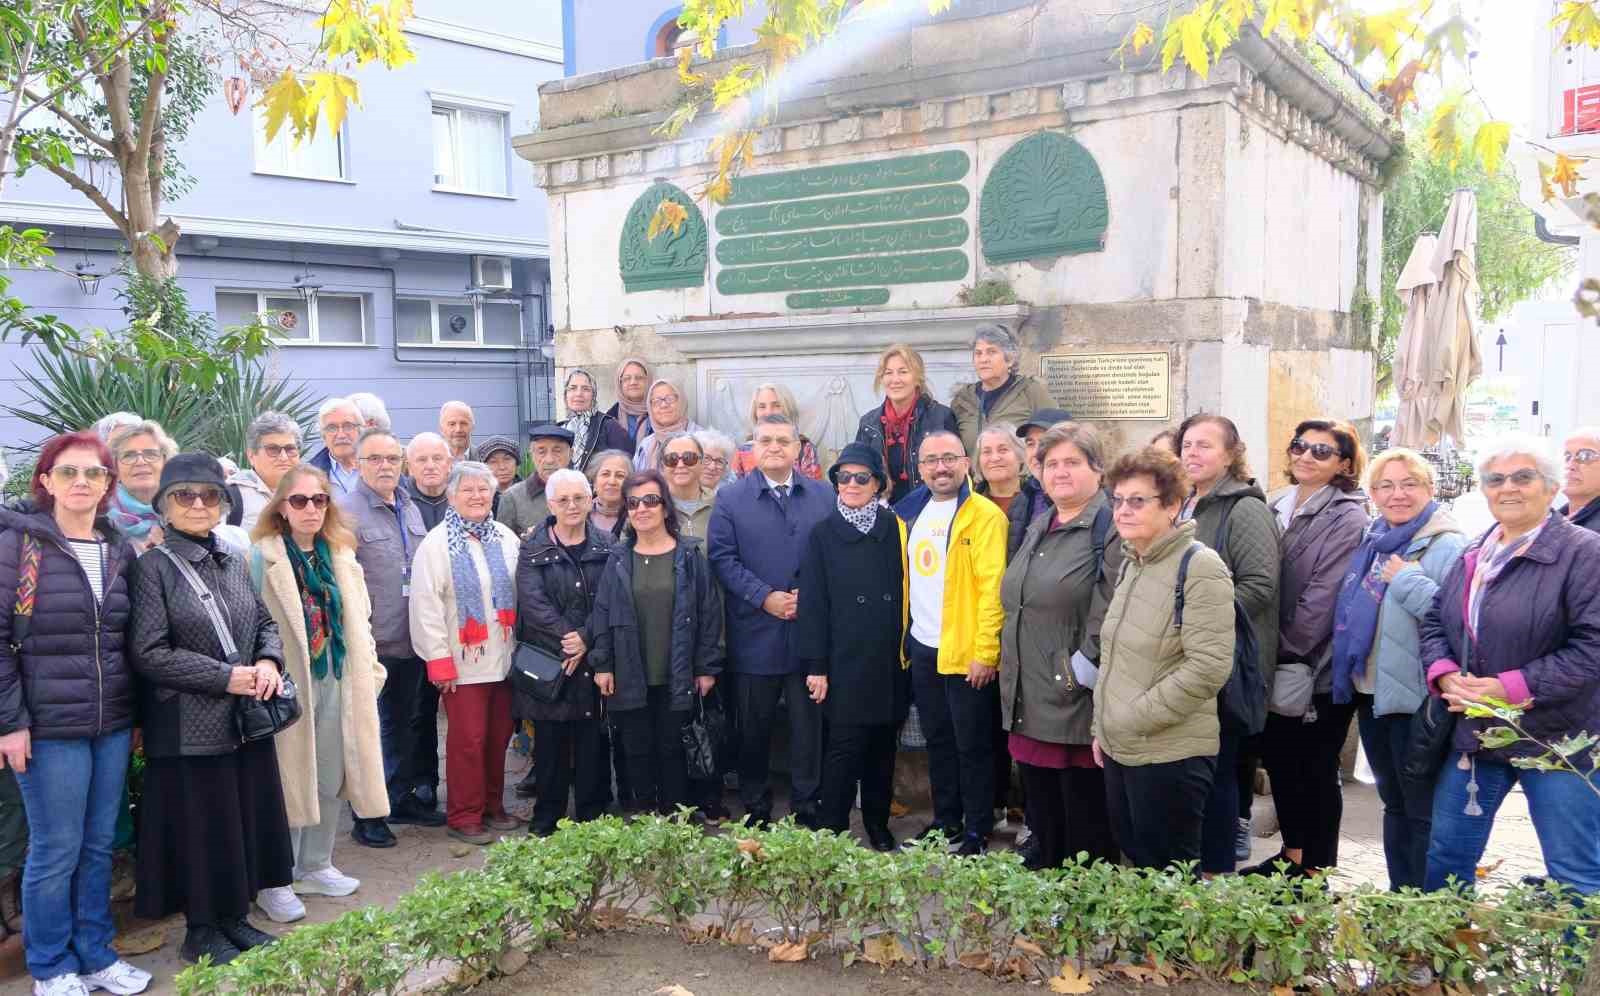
[[511, 642, 568, 703]]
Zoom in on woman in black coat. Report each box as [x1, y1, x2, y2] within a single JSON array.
[[515, 469, 615, 836], [855, 344, 960, 505], [797, 443, 907, 851]]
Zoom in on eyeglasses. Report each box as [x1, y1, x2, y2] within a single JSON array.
[[50, 465, 110, 483], [360, 454, 403, 466], [754, 435, 797, 449], [649, 396, 679, 409], [1289, 438, 1339, 461], [1109, 494, 1158, 512], [550, 495, 590, 507], [625, 493, 666, 510], [1483, 469, 1541, 489], [169, 487, 224, 508], [285, 494, 330, 510], [117, 449, 163, 465], [322, 421, 361, 435], [1565, 448, 1600, 466], [702, 455, 728, 468], [1372, 479, 1426, 496], [662, 451, 701, 468], [835, 471, 875, 486], [260, 444, 300, 459], [917, 453, 965, 468]]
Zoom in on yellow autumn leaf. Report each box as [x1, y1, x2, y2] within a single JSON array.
[[258, 68, 309, 143], [677, 47, 703, 86], [305, 71, 362, 139], [926, 0, 954, 14], [1470, 120, 1511, 176], [1426, 98, 1463, 167], [647, 199, 689, 241], [1539, 160, 1558, 203], [1553, 152, 1586, 198], [1553, 1, 1600, 48], [1129, 21, 1155, 53], [1262, 0, 1313, 38], [1048, 962, 1101, 993], [1179, 7, 1212, 78]]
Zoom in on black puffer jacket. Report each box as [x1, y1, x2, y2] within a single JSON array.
[[129, 530, 284, 758], [514, 518, 614, 722], [590, 536, 723, 713], [0, 505, 136, 739]]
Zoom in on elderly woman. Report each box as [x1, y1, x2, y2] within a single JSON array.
[[1244, 419, 1369, 878], [975, 422, 1048, 560], [229, 412, 304, 532], [408, 462, 523, 846], [798, 443, 907, 851], [694, 428, 738, 494], [129, 453, 293, 966], [605, 357, 654, 448], [731, 384, 823, 480], [247, 466, 388, 923], [516, 469, 615, 836], [1092, 447, 1235, 870], [633, 380, 703, 472], [1000, 423, 1121, 870], [106, 419, 179, 553], [949, 325, 1054, 479], [590, 470, 723, 814], [1421, 435, 1600, 896], [0, 432, 151, 995], [1326, 448, 1466, 891], [658, 432, 716, 540], [1172, 414, 1281, 873], [856, 343, 960, 505], [586, 449, 632, 539], [563, 369, 632, 471]]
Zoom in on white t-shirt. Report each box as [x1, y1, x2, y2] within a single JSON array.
[[907, 497, 959, 647]]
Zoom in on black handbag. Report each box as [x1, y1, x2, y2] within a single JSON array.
[[681, 693, 727, 782], [1401, 615, 1471, 788], [511, 642, 568, 703]]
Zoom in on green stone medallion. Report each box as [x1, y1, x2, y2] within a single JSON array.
[[979, 132, 1109, 265], [619, 180, 708, 293]]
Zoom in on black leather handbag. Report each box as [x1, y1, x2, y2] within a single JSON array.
[[1402, 618, 1470, 790], [511, 642, 568, 703], [682, 692, 727, 782]]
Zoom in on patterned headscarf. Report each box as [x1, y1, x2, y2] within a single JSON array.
[[443, 506, 516, 655], [564, 368, 600, 470]]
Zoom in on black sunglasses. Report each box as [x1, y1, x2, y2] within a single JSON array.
[[835, 471, 875, 486], [1289, 438, 1339, 461], [662, 452, 701, 468], [169, 487, 224, 509], [285, 494, 330, 510], [625, 493, 666, 510]]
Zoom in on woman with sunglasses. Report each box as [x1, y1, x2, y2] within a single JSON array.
[[589, 471, 723, 814], [129, 453, 293, 966], [246, 466, 388, 924], [1420, 435, 1600, 898], [106, 419, 179, 554], [0, 432, 152, 995], [1243, 419, 1369, 878], [657, 433, 716, 540]]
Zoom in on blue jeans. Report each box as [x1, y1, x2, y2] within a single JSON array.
[[1357, 697, 1432, 891], [1425, 754, 1600, 895], [14, 729, 132, 981]]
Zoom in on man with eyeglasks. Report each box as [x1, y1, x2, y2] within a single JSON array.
[[337, 429, 440, 846], [1562, 429, 1600, 533], [707, 413, 834, 829], [308, 398, 365, 497], [893, 431, 1008, 857], [230, 412, 305, 532], [496, 425, 573, 539]]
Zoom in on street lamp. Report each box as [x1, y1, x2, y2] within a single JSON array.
[[71, 258, 109, 295], [292, 266, 323, 307]]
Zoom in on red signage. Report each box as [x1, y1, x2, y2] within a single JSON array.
[[1562, 84, 1600, 135]]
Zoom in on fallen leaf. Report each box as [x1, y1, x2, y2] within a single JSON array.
[[728, 922, 756, 946], [1272, 987, 1296, 996], [1049, 963, 1100, 993], [958, 950, 995, 973], [1453, 926, 1490, 958], [113, 926, 167, 956], [842, 950, 857, 968], [769, 939, 809, 963], [1475, 858, 1504, 879], [1013, 936, 1046, 957], [889, 799, 909, 817], [736, 837, 763, 857], [861, 933, 911, 967], [1000, 956, 1031, 978], [654, 987, 695, 996], [448, 843, 473, 858]]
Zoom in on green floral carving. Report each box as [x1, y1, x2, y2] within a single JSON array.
[[979, 131, 1109, 265], [619, 180, 708, 293]]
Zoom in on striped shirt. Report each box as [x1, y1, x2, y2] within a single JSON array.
[[66, 538, 105, 604]]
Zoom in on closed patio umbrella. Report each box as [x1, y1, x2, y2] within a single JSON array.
[[1390, 231, 1441, 448], [1421, 189, 1483, 446]]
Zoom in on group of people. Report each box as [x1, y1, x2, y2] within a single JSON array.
[[2, 321, 1599, 996]]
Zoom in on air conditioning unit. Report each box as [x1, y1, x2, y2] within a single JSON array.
[[473, 255, 513, 291]]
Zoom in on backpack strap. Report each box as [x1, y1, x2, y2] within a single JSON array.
[[1212, 496, 1235, 557], [1090, 503, 1113, 581], [9, 533, 40, 652], [1172, 543, 1201, 630]]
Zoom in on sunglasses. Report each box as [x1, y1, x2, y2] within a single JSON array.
[[285, 493, 330, 510], [50, 465, 110, 483], [1289, 438, 1339, 461], [1109, 494, 1158, 512], [169, 487, 224, 508], [1483, 469, 1541, 489], [1564, 448, 1600, 466], [835, 471, 875, 486], [117, 449, 163, 465], [662, 451, 701, 468], [625, 493, 666, 510], [260, 443, 300, 459]]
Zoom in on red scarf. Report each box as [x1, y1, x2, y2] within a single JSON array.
[[880, 396, 918, 482]]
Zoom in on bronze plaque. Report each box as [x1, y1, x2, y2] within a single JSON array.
[[1040, 351, 1170, 420]]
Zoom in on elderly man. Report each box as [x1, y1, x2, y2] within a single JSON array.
[[497, 425, 572, 537], [229, 412, 304, 531], [439, 401, 476, 463], [348, 392, 392, 432], [404, 432, 453, 532], [707, 413, 835, 828], [310, 398, 364, 496], [1565, 427, 1600, 533]]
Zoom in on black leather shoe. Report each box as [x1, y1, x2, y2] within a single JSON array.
[[181, 925, 242, 965], [388, 796, 446, 827], [217, 916, 277, 951], [1239, 850, 1307, 878], [744, 809, 772, 831], [954, 834, 988, 857], [412, 784, 438, 810], [514, 770, 539, 799], [866, 828, 897, 852], [351, 817, 397, 848], [793, 807, 821, 831]]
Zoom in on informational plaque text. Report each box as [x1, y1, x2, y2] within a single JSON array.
[[1039, 351, 1170, 420]]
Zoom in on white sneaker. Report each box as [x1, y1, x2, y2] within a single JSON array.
[[255, 885, 306, 923], [81, 960, 152, 995], [293, 865, 360, 897], [33, 974, 91, 996]]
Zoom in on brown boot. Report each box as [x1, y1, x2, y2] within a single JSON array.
[[0, 871, 21, 936]]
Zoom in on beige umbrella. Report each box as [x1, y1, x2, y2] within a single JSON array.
[[1390, 231, 1441, 448], [1421, 188, 1483, 446]]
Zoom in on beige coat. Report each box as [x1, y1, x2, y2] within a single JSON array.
[[1093, 520, 1235, 766], [408, 520, 521, 685], [253, 534, 389, 826]]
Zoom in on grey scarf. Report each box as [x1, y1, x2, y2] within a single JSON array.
[[837, 498, 877, 534]]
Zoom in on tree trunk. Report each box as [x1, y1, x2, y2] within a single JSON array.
[[1580, 935, 1600, 996]]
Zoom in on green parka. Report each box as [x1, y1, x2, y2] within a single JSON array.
[[1186, 475, 1280, 693]]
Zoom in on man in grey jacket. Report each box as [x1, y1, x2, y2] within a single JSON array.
[[338, 429, 444, 847]]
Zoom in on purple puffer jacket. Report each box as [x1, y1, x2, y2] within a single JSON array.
[[1420, 510, 1600, 768]]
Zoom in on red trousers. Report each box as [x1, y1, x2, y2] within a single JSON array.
[[439, 679, 514, 830]]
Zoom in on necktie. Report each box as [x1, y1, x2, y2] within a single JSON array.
[[773, 483, 790, 508]]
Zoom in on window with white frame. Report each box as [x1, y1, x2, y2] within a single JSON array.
[[215, 290, 368, 345], [252, 106, 346, 180], [430, 94, 511, 196], [397, 296, 522, 347]]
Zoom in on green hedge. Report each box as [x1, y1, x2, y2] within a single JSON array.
[[174, 814, 1596, 995]]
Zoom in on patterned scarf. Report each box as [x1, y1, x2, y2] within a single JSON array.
[[444, 506, 516, 655], [879, 396, 918, 483], [838, 497, 877, 535], [1466, 518, 1544, 636], [285, 537, 346, 680], [108, 484, 161, 541], [565, 368, 600, 469]]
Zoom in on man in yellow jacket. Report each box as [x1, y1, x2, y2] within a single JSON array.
[[893, 430, 1008, 856]]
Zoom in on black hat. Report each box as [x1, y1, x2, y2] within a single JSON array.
[[1017, 408, 1074, 436], [153, 452, 228, 510], [829, 441, 889, 494], [477, 434, 521, 461], [527, 423, 575, 445]]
